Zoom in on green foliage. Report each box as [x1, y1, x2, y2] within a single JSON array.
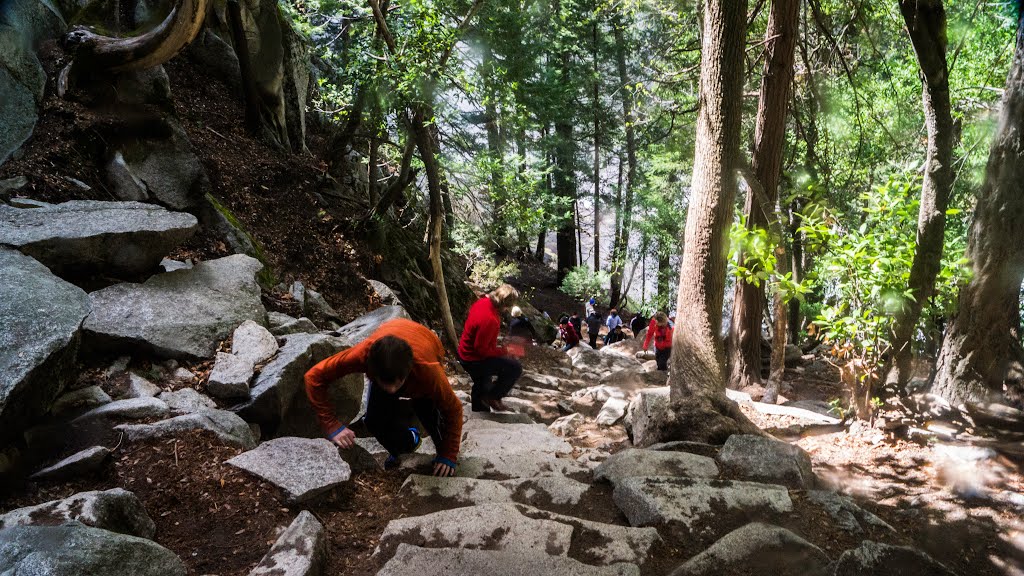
[[469, 258, 520, 292], [729, 217, 811, 305], [559, 266, 611, 302]]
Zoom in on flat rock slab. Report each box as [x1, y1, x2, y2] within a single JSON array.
[[208, 352, 254, 399], [268, 312, 319, 336], [30, 446, 110, 481], [377, 544, 640, 576], [51, 385, 111, 417], [717, 434, 817, 489], [83, 255, 266, 360], [0, 200, 197, 278], [804, 490, 894, 533], [158, 388, 216, 413], [401, 474, 592, 508], [226, 437, 351, 503], [331, 305, 410, 343], [232, 319, 278, 366], [115, 409, 257, 449], [73, 396, 169, 423], [0, 488, 155, 538], [0, 247, 90, 444], [460, 418, 586, 478], [249, 511, 327, 576], [673, 522, 831, 576], [833, 541, 957, 576], [613, 477, 793, 535], [513, 505, 661, 566], [0, 523, 186, 576], [593, 449, 719, 486]]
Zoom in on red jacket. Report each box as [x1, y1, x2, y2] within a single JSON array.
[[560, 323, 579, 345], [458, 297, 506, 361], [304, 319, 463, 462], [643, 319, 673, 351]]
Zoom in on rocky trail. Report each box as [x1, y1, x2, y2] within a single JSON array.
[[0, 198, 1022, 576]]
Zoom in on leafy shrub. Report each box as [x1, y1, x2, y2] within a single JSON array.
[[469, 258, 520, 292], [559, 266, 610, 302]]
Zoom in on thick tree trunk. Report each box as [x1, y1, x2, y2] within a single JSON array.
[[554, 44, 577, 282], [886, 0, 955, 393], [609, 13, 638, 308], [592, 19, 602, 272], [654, 0, 762, 444], [932, 12, 1024, 407], [727, 0, 798, 393]]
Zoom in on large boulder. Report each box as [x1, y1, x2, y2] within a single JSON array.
[[832, 541, 957, 576], [226, 437, 351, 503], [109, 118, 209, 210], [83, 255, 267, 359], [29, 446, 110, 481], [0, 248, 90, 445], [717, 435, 817, 489], [672, 523, 832, 576], [233, 333, 356, 438], [249, 511, 327, 576], [378, 544, 639, 576], [0, 523, 186, 576], [0, 201, 198, 278], [593, 449, 719, 486], [115, 409, 258, 449], [624, 387, 671, 447], [0, 488, 156, 538], [330, 305, 410, 343]]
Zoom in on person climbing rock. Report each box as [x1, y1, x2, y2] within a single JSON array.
[[604, 308, 624, 345], [585, 308, 603, 349], [558, 315, 580, 351], [508, 306, 539, 342], [569, 311, 583, 339], [304, 318, 462, 477], [457, 284, 523, 413], [642, 311, 674, 371], [630, 312, 647, 338]]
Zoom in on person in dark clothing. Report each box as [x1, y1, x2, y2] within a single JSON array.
[[569, 312, 583, 341], [457, 284, 523, 412], [558, 316, 580, 352], [630, 313, 647, 338], [585, 310, 602, 348], [508, 306, 539, 342]]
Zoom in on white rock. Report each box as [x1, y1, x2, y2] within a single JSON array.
[[232, 320, 279, 366], [207, 352, 254, 399], [226, 437, 351, 503]]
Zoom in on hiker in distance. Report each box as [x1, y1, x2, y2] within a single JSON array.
[[558, 315, 580, 352], [458, 284, 523, 412], [642, 311, 674, 371], [604, 308, 625, 345], [585, 307, 602, 348], [304, 318, 463, 477]]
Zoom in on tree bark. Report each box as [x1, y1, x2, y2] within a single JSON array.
[[656, 0, 762, 444], [886, 0, 955, 393], [609, 12, 638, 308], [931, 10, 1024, 407], [553, 28, 578, 282], [592, 18, 602, 272], [727, 0, 799, 393]]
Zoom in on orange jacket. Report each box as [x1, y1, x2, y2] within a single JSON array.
[[643, 318, 673, 351], [304, 319, 463, 462]]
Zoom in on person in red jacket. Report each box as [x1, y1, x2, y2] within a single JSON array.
[[558, 315, 580, 352], [305, 318, 462, 477], [642, 311, 674, 371], [457, 284, 522, 412]]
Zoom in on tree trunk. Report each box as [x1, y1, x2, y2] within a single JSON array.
[[886, 0, 955, 393], [592, 19, 602, 272], [653, 0, 761, 444], [554, 43, 577, 282], [483, 45, 506, 250], [931, 11, 1024, 407], [727, 0, 799, 393], [609, 12, 638, 308]]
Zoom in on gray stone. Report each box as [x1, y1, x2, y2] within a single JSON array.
[[401, 474, 593, 508], [232, 319, 279, 366], [235, 333, 356, 437], [0, 68, 37, 165], [73, 397, 169, 423], [29, 446, 110, 481], [0, 248, 89, 444], [116, 118, 208, 210], [805, 490, 894, 533], [226, 437, 351, 503], [330, 305, 410, 343], [208, 352, 255, 399], [784, 344, 803, 366], [83, 255, 266, 360], [672, 523, 831, 576], [782, 399, 841, 419], [596, 397, 629, 426], [268, 312, 319, 336], [549, 413, 585, 437], [248, 511, 327, 576], [717, 434, 816, 489], [593, 449, 719, 486], [598, 368, 667, 391], [126, 373, 161, 398], [0, 523, 185, 576], [0, 201, 198, 278], [305, 288, 339, 323], [171, 367, 195, 382], [115, 409, 257, 449], [104, 355, 131, 377], [158, 388, 216, 413], [460, 418, 586, 478], [567, 346, 640, 378], [51, 385, 111, 417], [0, 175, 27, 199], [7, 197, 50, 208], [624, 387, 671, 447], [188, 28, 241, 87], [613, 477, 793, 534], [0, 488, 155, 538], [469, 409, 537, 425], [106, 151, 148, 202], [378, 544, 640, 576], [833, 541, 957, 576], [374, 503, 574, 564], [368, 279, 402, 306], [514, 505, 661, 566], [159, 257, 192, 272]]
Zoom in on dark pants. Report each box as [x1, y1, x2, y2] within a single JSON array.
[[561, 342, 577, 352], [363, 384, 448, 457], [655, 347, 671, 371], [588, 331, 599, 348], [458, 355, 522, 411]]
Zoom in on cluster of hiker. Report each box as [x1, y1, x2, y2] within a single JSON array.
[[305, 286, 682, 478]]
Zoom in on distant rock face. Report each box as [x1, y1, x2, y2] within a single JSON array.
[[83, 255, 267, 360], [0, 248, 90, 445], [0, 523, 186, 576], [0, 201, 198, 279]]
